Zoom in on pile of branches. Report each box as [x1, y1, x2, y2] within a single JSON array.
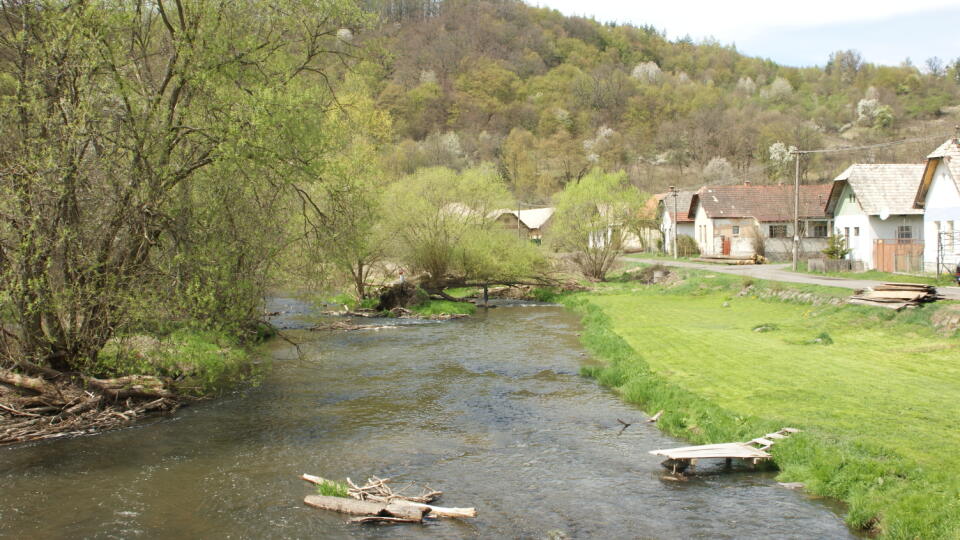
[[0, 364, 178, 446], [302, 474, 476, 524]]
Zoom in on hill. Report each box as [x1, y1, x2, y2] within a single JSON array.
[[356, 0, 960, 200]]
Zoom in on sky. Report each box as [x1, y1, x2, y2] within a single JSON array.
[[533, 0, 960, 68]]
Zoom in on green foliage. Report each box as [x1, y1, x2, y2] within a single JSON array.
[[96, 330, 252, 395], [381, 165, 549, 286], [410, 300, 477, 316], [316, 480, 350, 498], [676, 234, 700, 257], [550, 169, 644, 280], [822, 234, 852, 260]]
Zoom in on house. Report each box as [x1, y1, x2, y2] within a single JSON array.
[[913, 136, 960, 273], [688, 183, 833, 260], [656, 190, 695, 255], [494, 207, 554, 243], [825, 164, 925, 271]]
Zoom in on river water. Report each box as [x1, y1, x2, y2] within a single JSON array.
[[0, 299, 855, 539]]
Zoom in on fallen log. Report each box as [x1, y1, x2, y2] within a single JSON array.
[[0, 368, 55, 395], [301, 474, 476, 519], [85, 375, 175, 400], [303, 495, 427, 521]]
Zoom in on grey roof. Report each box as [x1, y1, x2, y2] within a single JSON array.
[[833, 164, 925, 215], [657, 190, 696, 223]]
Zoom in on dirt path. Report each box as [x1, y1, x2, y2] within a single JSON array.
[[624, 258, 960, 300]]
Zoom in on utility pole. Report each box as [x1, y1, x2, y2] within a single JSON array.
[[792, 151, 801, 271], [670, 185, 678, 259]]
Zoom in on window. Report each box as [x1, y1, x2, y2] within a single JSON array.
[[732, 226, 740, 236], [813, 222, 828, 238], [844, 227, 850, 239], [897, 225, 913, 240], [769, 225, 787, 238], [854, 227, 860, 237], [848, 193, 856, 203]]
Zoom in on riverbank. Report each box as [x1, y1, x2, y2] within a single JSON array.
[[0, 328, 267, 446], [565, 270, 960, 539]]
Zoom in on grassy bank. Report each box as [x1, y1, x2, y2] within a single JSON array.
[[96, 329, 263, 396], [565, 276, 960, 538]]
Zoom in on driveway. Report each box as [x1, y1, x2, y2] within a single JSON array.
[[623, 257, 960, 301]]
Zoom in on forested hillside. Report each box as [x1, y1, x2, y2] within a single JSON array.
[[359, 0, 960, 199]]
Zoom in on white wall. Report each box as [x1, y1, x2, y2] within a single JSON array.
[[832, 183, 874, 268], [922, 161, 960, 272]]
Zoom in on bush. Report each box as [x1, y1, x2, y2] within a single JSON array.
[[676, 234, 699, 257]]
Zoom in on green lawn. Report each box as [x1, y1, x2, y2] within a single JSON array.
[[570, 284, 960, 538]]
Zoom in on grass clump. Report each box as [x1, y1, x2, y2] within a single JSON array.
[[410, 299, 477, 316], [316, 479, 350, 498], [565, 287, 960, 538], [96, 329, 253, 396]]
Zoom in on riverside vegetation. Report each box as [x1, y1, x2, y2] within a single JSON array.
[[565, 268, 960, 538]]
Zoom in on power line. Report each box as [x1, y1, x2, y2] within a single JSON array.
[[792, 132, 951, 155]]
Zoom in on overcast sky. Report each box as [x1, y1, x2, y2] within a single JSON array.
[[533, 1, 960, 68]]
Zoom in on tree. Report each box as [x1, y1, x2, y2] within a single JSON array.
[[0, 0, 366, 371], [550, 169, 642, 280], [292, 88, 393, 300], [380, 165, 550, 293]]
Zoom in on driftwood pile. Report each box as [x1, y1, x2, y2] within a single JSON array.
[[301, 474, 477, 524], [849, 282, 942, 311], [0, 366, 178, 445]]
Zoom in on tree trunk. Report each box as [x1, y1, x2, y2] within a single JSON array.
[[303, 496, 427, 521]]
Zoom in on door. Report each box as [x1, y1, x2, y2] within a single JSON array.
[[722, 236, 731, 256]]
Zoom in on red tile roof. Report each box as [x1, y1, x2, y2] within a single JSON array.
[[690, 184, 832, 222]]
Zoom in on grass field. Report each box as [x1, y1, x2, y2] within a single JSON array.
[[568, 279, 960, 538]]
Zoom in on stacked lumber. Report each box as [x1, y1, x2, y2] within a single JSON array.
[[301, 474, 477, 524], [849, 282, 942, 311]]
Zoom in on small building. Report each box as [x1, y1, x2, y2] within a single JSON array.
[[688, 183, 833, 261], [657, 191, 695, 255], [913, 137, 960, 273], [495, 207, 555, 243], [825, 164, 925, 272]]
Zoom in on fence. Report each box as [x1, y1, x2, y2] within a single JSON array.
[[807, 258, 865, 273], [874, 239, 924, 274], [937, 231, 960, 276]]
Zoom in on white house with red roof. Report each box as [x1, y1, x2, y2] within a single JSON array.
[[688, 183, 833, 260]]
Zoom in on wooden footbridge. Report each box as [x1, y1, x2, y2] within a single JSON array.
[[649, 428, 800, 473]]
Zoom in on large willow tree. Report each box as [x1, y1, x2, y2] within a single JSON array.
[[0, 0, 365, 371]]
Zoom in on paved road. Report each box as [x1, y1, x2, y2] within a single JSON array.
[[624, 257, 960, 301]]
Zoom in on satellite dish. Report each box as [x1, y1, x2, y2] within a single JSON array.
[[879, 206, 890, 220]]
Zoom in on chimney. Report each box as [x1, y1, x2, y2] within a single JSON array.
[[744, 181, 751, 186]]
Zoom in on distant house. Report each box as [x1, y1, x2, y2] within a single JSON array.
[[825, 164, 925, 272], [688, 183, 833, 260], [494, 207, 555, 243], [656, 190, 695, 254], [913, 137, 960, 273]]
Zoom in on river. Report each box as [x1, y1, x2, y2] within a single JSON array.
[[0, 298, 855, 539]]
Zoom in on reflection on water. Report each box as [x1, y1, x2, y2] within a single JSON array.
[[0, 299, 855, 539]]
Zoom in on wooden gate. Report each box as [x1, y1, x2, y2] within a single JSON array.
[[874, 239, 923, 273], [722, 236, 731, 256]]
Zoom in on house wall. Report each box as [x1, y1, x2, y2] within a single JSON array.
[[922, 161, 960, 272], [832, 183, 874, 267]]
